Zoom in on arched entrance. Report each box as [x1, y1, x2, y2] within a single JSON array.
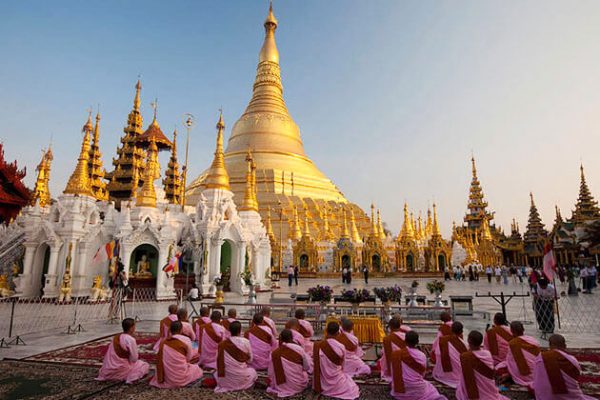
[[220, 240, 232, 274], [130, 244, 159, 277], [372, 254, 381, 272], [438, 254, 446, 272], [299, 254, 309, 271], [406, 254, 414, 272], [341, 254, 351, 270]]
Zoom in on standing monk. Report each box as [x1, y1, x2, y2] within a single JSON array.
[[153, 304, 178, 351], [313, 321, 360, 400], [337, 318, 371, 376], [484, 313, 513, 365], [533, 334, 595, 400], [150, 321, 202, 388], [456, 330, 509, 400], [390, 331, 447, 400], [177, 308, 196, 342], [97, 318, 149, 384], [193, 306, 211, 345], [245, 313, 277, 370], [294, 309, 314, 354], [380, 316, 411, 382], [432, 321, 468, 388], [260, 306, 278, 336], [496, 321, 540, 390], [215, 321, 257, 392], [198, 310, 226, 369], [267, 329, 312, 398]]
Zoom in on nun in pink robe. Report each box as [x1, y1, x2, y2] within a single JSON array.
[[432, 334, 468, 388], [380, 327, 410, 382], [314, 337, 360, 400], [390, 347, 447, 400], [245, 323, 277, 370], [483, 324, 512, 365], [193, 315, 211, 344], [338, 327, 371, 376], [456, 349, 509, 400], [198, 322, 226, 369], [297, 318, 314, 354], [152, 312, 178, 352], [214, 335, 257, 392], [267, 340, 312, 398], [496, 334, 540, 388], [97, 333, 149, 384], [181, 321, 196, 342], [149, 334, 203, 388], [533, 348, 595, 400], [263, 315, 278, 336]]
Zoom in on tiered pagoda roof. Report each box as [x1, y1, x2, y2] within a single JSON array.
[[162, 129, 182, 205], [464, 157, 494, 229], [524, 192, 547, 243], [571, 164, 600, 224], [88, 111, 108, 200], [0, 143, 30, 222]]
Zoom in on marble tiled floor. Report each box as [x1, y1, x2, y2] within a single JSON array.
[[1, 276, 599, 360]]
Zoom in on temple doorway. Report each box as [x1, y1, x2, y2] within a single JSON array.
[[34, 244, 50, 297], [372, 254, 381, 272], [220, 240, 232, 274], [299, 254, 309, 271], [341, 254, 351, 271], [130, 244, 158, 278], [438, 254, 446, 272], [406, 254, 414, 272]]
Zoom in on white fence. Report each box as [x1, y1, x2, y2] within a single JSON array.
[[533, 293, 600, 335]]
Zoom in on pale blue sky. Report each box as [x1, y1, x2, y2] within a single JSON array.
[[1, 0, 599, 236]]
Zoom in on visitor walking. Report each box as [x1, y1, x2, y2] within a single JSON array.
[[501, 265, 509, 285], [293, 265, 299, 286], [342, 267, 348, 284], [468, 265, 474, 281], [287, 265, 294, 287], [534, 278, 558, 334], [362, 265, 369, 284], [486, 266, 493, 283], [494, 266, 502, 284]]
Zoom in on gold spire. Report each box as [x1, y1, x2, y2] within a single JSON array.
[[88, 111, 108, 200], [260, 1, 279, 63], [370, 203, 378, 237], [341, 209, 350, 238], [481, 217, 492, 241], [377, 209, 385, 239], [265, 207, 275, 240], [350, 210, 361, 243], [64, 114, 94, 196], [303, 210, 312, 238], [163, 129, 182, 204], [402, 203, 415, 240], [425, 208, 433, 237], [291, 205, 302, 241], [416, 214, 423, 240], [136, 139, 160, 207], [204, 111, 230, 190], [31, 145, 53, 207], [321, 207, 334, 241], [432, 203, 441, 236], [240, 150, 259, 211], [134, 79, 141, 111]]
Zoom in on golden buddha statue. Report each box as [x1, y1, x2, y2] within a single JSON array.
[[135, 254, 152, 277], [0, 274, 13, 297]]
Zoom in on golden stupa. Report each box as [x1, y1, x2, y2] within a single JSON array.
[[187, 4, 372, 241]]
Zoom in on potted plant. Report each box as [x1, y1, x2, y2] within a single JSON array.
[[341, 288, 371, 314], [373, 285, 402, 306], [407, 280, 419, 307], [240, 267, 256, 304], [213, 273, 224, 304], [307, 285, 333, 306], [426, 279, 445, 307]]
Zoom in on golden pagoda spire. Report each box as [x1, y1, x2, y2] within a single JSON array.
[[133, 79, 141, 111], [572, 163, 600, 223], [303, 210, 312, 238], [136, 139, 160, 207], [402, 203, 415, 240], [416, 214, 423, 240], [350, 210, 361, 243], [88, 110, 108, 200], [290, 205, 302, 241], [31, 145, 53, 207], [341, 209, 350, 238], [432, 203, 441, 236], [377, 209, 385, 239], [64, 114, 94, 196], [481, 217, 492, 241], [240, 150, 259, 211], [265, 207, 275, 241], [204, 111, 230, 190], [370, 203, 378, 237], [163, 129, 182, 204], [410, 212, 416, 237], [321, 207, 334, 241], [425, 208, 433, 237]]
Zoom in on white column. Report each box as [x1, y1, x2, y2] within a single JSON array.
[[231, 241, 246, 295], [72, 242, 90, 297], [209, 239, 223, 281], [42, 244, 62, 298], [15, 243, 36, 297], [156, 244, 175, 300]]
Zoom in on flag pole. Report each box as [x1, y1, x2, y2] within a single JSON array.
[[552, 277, 561, 330]]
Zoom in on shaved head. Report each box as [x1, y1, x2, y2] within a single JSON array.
[[549, 334, 566, 350], [227, 308, 237, 318], [261, 306, 271, 317], [510, 321, 524, 337], [440, 312, 452, 323], [168, 304, 178, 314]]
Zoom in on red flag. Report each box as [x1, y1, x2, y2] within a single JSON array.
[[543, 242, 557, 280]]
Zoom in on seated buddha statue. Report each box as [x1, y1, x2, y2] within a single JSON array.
[[136, 255, 152, 278]]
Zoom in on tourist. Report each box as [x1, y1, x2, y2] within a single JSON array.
[[362, 264, 369, 284], [342, 266, 348, 284], [336, 318, 371, 376], [468, 265, 474, 281], [456, 330, 509, 400], [193, 306, 212, 343], [444, 266, 451, 281], [150, 321, 202, 388], [474, 264, 481, 281], [486, 266, 493, 283], [287, 265, 294, 287], [267, 329, 312, 398], [496, 321, 540, 390], [501, 265, 509, 285], [529, 267, 539, 292], [534, 278, 557, 334], [495, 266, 502, 283], [517, 266, 524, 283], [177, 308, 196, 342], [215, 321, 257, 393], [188, 283, 199, 301], [198, 310, 227, 369], [430, 312, 453, 363], [245, 313, 277, 370], [313, 321, 360, 400], [260, 306, 278, 336], [389, 330, 447, 400], [432, 321, 468, 388], [294, 265, 299, 286], [294, 309, 314, 354], [153, 304, 179, 352], [380, 316, 411, 382], [97, 318, 149, 384], [221, 308, 238, 332], [533, 334, 595, 400], [483, 312, 513, 365]]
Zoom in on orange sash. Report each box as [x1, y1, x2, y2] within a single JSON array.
[[217, 339, 250, 377], [509, 337, 540, 376], [313, 340, 343, 393], [486, 326, 513, 356], [439, 335, 468, 372], [439, 323, 452, 336], [391, 348, 426, 393], [383, 332, 407, 371], [159, 316, 174, 337], [221, 318, 233, 331], [157, 337, 188, 383], [297, 321, 311, 338], [112, 334, 130, 359], [333, 332, 358, 352], [542, 350, 580, 395], [460, 351, 495, 399], [203, 323, 223, 344], [272, 345, 304, 385], [244, 325, 273, 345]]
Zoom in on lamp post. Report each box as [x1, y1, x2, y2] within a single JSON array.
[[180, 114, 194, 211], [278, 200, 283, 274]]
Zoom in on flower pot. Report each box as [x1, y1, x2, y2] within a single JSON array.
[[408, 288, 418, 307], [215, 285, 225, 304], [433, 290, 444, 307], [246, 285, 257, 304]]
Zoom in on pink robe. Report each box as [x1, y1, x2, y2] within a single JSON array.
[[456, 349, 509, 400], [214, 336, 257, 393], [223, 318, 237, 339], [149, 334, 203, 388], [264, 316, 278, 336], [198, 322, 226, 369], [483, 325, 512, 365], [431, 322, 452, 361], [97, 333, 149, 384], [181, 321, 196, 342], [247, 325, 277, 370], [496, 335, 539, 388], [390, 347, 447, 400], [315, 338, 360, 400], [267, 342, 312, 398], [153, 314, 178, 352], [533, 349, 595, 400], [194, 316, 212, 343], [432, 335, 467, 388], [340, 330, 371, 377], [380, 330, 409, 382], [298, 319, 314, 355]]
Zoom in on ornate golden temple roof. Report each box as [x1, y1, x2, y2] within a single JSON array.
[[136, 139, 160, 208], [88, 111, 108, 201], [163, 129, 182, 204], [137, 103, 172, 150]]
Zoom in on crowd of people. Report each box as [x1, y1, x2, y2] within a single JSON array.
[[96, 304, 593, 399]]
